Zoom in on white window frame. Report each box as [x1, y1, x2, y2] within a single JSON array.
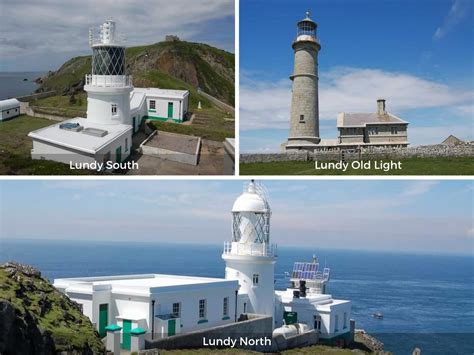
[[149, 100, 156, 110], [223, 297, 229, 317], [199, 299, 206, 319], [172, 302, 181, 318], [252, 273, 259, 285], [111, 103, 118, 116]]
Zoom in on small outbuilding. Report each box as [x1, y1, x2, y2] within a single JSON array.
[[0, 98, 21, 121]]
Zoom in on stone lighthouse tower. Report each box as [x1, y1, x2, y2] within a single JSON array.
[[222, 181, 277, 321], [84, 20, 133, 126], [284, 11, 321, 151]]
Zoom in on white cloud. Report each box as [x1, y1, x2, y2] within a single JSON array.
[[240, 67, 474, 131], [0, 0, 234, 70], [433, 0, 472, 40], [401, 181, 438, 198]]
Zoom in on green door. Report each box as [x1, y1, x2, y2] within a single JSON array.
[[98, 304, 108, 338], [167, 102, 173, 118], [168, 319, 176, 336], [122, 319, 132, 350], [284, 311, 298, 325], [115, 146, 122, 163]]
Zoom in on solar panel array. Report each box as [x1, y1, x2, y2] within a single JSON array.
[[291, 262, 318, 280]]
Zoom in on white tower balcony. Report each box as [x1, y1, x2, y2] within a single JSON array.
[[223, 241, 277, 258], [85, 74, 133, 88]]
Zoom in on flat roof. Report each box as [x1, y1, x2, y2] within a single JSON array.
[[28, 118, 132, 154], [133, 87, 189, 100], [55, 273, 238, 296]]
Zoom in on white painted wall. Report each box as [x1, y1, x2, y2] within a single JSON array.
[[86, 86, 132, 125], [225, 257, 275, 321], [146, 96, 188, 121], [150, 285, 237, 334], [31, 129, 132, 167], [1, 106, 20, 120]]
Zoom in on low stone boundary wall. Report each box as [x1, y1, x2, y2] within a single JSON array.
[[197, 88, 234, 114], [21, 103, 69, 122], [140, 131, 201, 166], [241, 144, 474, 163], [16, 91, 56, 102], [144, 314, 272, 351]]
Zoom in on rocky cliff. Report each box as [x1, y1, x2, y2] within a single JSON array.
[[0, 262, 105, 355], [36, 41, 235, 105]]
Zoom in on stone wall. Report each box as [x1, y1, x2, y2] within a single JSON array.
[[16, 91, 57, 102], [144, 314, 272, 351], [241, 143, 474, 163], [197, 88, 234, 114]]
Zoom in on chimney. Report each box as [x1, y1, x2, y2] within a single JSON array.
[[377, 98, 386, 115]]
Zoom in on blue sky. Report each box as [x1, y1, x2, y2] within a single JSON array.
[[0, 180, 472, 255], [240, 0, 474, 152], [0, 0, 234, 72]]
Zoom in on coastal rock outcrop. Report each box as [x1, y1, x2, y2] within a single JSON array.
[[0, 262, 105, 355]]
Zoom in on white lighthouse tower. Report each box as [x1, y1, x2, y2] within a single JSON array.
[[84, 20, 133, 125], [222, 181, 277, 321], [284, 11, 321, 151]]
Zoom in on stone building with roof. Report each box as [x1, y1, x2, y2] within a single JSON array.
[[335, 98, 409, 149]]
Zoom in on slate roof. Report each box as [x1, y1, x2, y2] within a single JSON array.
[[337, 112, 408, 128]]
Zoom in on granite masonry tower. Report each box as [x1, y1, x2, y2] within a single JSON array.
[[283, 11, 321, 151]]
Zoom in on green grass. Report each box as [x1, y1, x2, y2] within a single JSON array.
[[151, 106, 234, 142], [30, 92, 87, 118], [0, 115, 88, 175], [0, 266, 104, 353], [158, 344, 371, 354], [240, 157, 474, 175]]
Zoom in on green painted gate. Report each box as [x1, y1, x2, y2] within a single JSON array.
[[122, 319, 132, 350], [115, 146, 122, 163], [168, 319, 176, 336], [167, 102, 173, 118], [98, 304, 108, 338]]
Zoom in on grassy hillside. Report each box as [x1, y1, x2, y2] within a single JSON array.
[[37, 41, 235, 105], [0, 262, 104, 353]]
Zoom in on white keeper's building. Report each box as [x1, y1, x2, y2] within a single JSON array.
[[28, 20, 189, 168], [54, 181, 352, 350]]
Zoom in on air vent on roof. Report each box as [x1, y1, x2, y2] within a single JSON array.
[[59, 123, 83, 132], [81, 128, 108, 137]]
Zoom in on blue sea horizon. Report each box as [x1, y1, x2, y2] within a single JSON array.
[[0, 72, 45, 100], [1, 238, 473, 354]]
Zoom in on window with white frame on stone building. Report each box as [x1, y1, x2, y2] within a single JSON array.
[[253, 273, 259, 285], [223, 297, 229, 317], [368, 127, 379, 135], [199, 299, 207, 319], [111, 104, 117, 116], [172, 302, 181, 317]]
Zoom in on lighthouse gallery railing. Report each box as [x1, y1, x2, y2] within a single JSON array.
[[85, 74, 133, 87], [223, 242, 277, 257]]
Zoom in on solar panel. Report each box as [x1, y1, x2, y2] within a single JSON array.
[[291, 262, 323, 280]]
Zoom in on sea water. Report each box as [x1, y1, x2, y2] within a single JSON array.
[[0, 72, 44, 100], [1, 239, 473, 354]]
